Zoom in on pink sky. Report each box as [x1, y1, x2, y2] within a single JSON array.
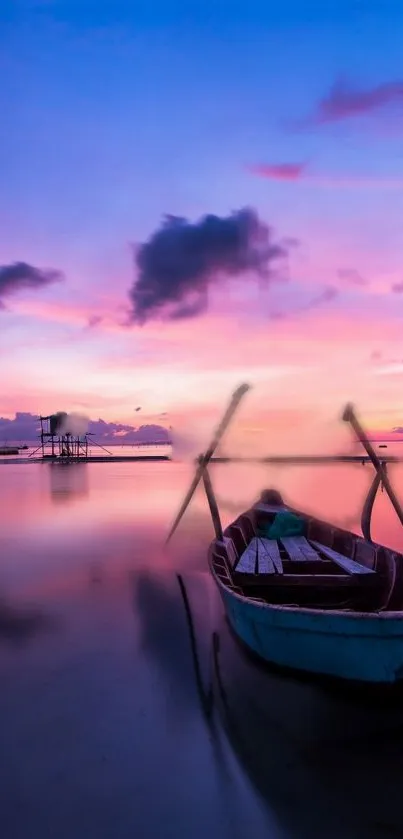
[[2, 271, 403, 455]]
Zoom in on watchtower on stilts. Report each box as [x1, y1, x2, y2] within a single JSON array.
[[38, 413, 89, 460]]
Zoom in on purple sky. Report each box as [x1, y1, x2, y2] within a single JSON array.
[[1, 1, 403, 445]]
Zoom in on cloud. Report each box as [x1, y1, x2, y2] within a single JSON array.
[[249, 163, 403, 190], [0, 262, 63, 304], [88, 419, 170, 444], [0, 412, 41, 442], [309, 286, 338, 307], [391, 282, 403, 293], [0, 412, 170, 444], [268, 285, 338, 321], [87, 314, 103, 328], [129, 207, 288, 324], [338, 268, 368, 287], [247, 162, 306, 181], [304, 79, 403, 125]]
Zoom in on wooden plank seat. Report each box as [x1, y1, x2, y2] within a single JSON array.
[[235, 540, 258, 574], [233, 535, 376, 588], [234, 537, 282, 576], [310, 541, 376, 576], [280, 536, 321, 561], [259, 538, 283, 573]]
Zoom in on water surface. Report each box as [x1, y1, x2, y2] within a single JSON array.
[[1, 459, 403, 839]]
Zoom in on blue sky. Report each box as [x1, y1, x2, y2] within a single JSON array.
[[2, 0, 403, 260]]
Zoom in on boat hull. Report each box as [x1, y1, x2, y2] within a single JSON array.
[[215, 578, 403, 685]]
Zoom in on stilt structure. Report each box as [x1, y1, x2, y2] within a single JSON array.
[[38, 413, 89, 461]]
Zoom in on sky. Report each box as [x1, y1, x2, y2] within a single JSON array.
[[1, 0, 403, 450]]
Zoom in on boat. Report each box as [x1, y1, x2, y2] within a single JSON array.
[[208, 489, 403, 685], [176, 574, 403, 838], [166, 384, 403, 686]]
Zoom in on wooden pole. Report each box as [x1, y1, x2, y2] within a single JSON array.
[[361, 468, 383, 542], [343, 403, 403, 529], [165, 383, 250, 544], [202, 465, 224, 542]]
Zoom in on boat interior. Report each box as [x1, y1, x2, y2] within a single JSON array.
[[210, 490, 403, 612]]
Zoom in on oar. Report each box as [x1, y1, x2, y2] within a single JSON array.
[[165, 383, 251, 544], [342, 403, 403, 528]]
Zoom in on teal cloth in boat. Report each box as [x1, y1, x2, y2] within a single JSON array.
[[258, 511, 306, 539]]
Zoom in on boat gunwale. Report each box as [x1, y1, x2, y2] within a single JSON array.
[[209, 550, 403, 625]]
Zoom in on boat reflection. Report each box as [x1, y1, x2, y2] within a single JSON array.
[[178, 572, 403, 839], [133, 571, 213, 713]]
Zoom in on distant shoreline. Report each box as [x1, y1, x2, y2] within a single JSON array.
[[0, 453, 172, 465]]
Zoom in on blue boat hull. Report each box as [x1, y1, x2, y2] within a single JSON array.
[[215, 579, 403, 685]]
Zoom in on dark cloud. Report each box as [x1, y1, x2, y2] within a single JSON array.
[[168, 293, 208, 320], [0, 262, 63, 303], [135, 406, 142, 412], [0, 412, 170, 444], [302, 79, 403, 126], [0, 412, 41, 441], [129, 207, 288, 324], [88, 420, 171, 445], [391, 282, 403, 293], [338, 268, 368, 287]]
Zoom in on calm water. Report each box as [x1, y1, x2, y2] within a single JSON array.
[[2, 459, 403, 839]]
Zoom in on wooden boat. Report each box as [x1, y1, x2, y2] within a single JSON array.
[[166, 385, 403, 686], [209, 489, 403, 685], [176, 575, 403, 838]]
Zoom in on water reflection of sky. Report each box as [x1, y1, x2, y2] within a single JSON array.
[[1, 460, 403, 838]]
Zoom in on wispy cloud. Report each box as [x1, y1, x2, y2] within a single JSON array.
[[391, 282, 403, 293], [268, 285, 338, 321], [87, 314, 104, 328], [307, 80, 403, 125], [338, 269, 368, 287], [248, 162, 403, 190], [247, 162, 306, 181]]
